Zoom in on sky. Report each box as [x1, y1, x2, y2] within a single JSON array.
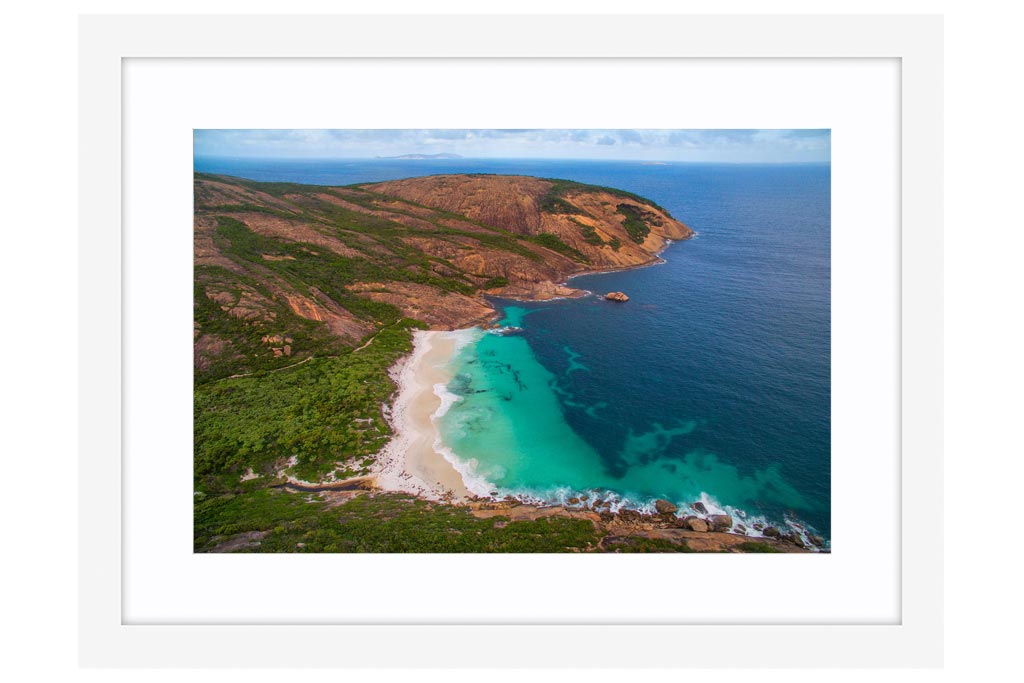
[[193, 129, 830, 163]]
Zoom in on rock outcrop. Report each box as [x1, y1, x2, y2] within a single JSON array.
[[684, 517, 709, 532], [605, 291, 630, 302], [653, 499, 678, 514], [709, 514, 733, 531]]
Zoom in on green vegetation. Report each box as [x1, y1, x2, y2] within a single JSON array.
[[215, 215, 474, 300], [570, 218, 605, 246], [616, 203, 652, 244], [526, 232, 590, 264], [194, 319, 425, 487], [481, 276, 509, 290], [193, 273, 346, 384], [541, 177, 669, 214], [539, 176, 670, 247], [601, 536, 694, 553], [538, 193, 586, 216], [608, 236, 622, 251], [201, 174, 318, 199], [195, 490, 600, 553], [203, 203, 300, 218], [736, 541, 783, 553]]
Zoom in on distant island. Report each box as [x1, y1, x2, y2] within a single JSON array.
[[376, 153, 465, 160]]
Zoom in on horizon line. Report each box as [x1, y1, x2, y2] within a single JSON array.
[[193, 155, 831, 165]]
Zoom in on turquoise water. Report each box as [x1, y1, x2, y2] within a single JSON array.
[[437, 327, 611, 497], [438, 310, 812, 530], [196, 157, 831, 540]]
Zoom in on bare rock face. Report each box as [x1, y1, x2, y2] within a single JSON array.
[[653, 499, 678, 514], [786, 533, 806, 548], [684, 517, 709, 532], [617, 509, 642, 523], [605, 291, 630, 302], [709, 514, 733, 531], [691, 502, 708, 515]]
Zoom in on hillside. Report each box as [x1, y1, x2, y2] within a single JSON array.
[[194, 172, 692, 383]]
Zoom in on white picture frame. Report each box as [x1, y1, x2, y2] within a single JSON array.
[[80, 14, 943, 667]]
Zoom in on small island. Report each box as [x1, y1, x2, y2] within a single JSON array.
[[605, 291, 630, 302]]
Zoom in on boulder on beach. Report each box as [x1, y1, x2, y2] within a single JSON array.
[[763, 526, 781, 538], [684, 517, 709, 532], [605, 291, 630, 302], [654, 499, 679, 514], [617, 509, 641, 523], [709, 514, 733, 531]]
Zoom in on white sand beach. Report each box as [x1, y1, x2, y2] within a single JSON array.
[[371, 330, 473, 501]]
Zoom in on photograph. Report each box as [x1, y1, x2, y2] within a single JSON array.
[[192, 128, 831, 554]]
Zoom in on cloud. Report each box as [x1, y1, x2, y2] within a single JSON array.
[[619, 130, 645, 144], [194, 129, 830, 163], [424, 129, 473, 140]]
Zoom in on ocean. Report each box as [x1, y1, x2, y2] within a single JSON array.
[[195, 157, 831, 541]]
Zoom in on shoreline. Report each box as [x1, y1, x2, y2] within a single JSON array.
[[370, 326, 827, 551], [484, 234, 692, 307], [561, 233, 694, 284], [367, 233, 827, 550], [368, 240, 693, 498], [370, 329, 473, 502]]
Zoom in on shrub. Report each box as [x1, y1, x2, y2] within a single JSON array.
[[616, 204, 652, 244], [526, 233, 590, 264], [482, 277, 509, 290]]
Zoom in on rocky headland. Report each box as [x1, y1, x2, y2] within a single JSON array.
[[193, 172, 692, 378]]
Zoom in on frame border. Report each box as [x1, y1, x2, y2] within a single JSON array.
[[80, 14, 942, 667]]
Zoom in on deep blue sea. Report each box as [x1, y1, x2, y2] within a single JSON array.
[[196, 157, 831, 540]]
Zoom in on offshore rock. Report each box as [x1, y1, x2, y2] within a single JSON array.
[[605, 291, 630, 302], [654, 499, 679, 515]]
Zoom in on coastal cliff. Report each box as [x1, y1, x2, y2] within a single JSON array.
[[194, 173, 692, 381]]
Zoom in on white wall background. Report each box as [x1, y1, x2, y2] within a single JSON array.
[[3, 0, 1021, 681]]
